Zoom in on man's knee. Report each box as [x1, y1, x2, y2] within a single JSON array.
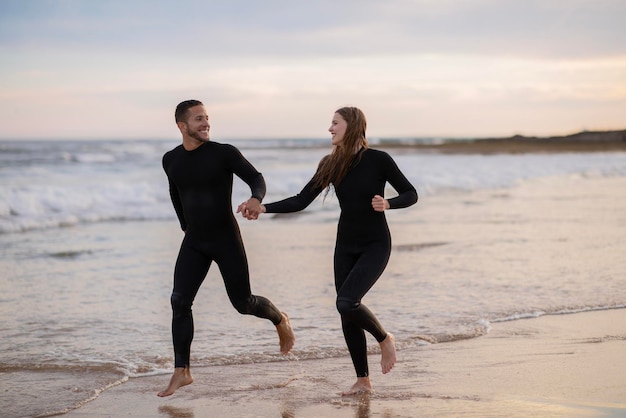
[[171, 292, 192, 317], [231, 295, 255, 315]]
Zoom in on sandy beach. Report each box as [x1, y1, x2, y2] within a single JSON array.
[[63, 170, 626, 418], [66, 308, 626, 417], [2, 139, 625, 418]]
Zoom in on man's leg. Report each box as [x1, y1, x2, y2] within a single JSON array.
[[216, 234, 295, 354], [158, 237, 211, 397]]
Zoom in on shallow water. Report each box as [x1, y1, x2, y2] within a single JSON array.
[[1, 139, 625, 417]]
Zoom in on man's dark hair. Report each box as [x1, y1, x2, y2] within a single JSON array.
[[175, 100, 204, 124]]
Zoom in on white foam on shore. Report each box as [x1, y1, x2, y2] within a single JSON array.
[[2, 139, 625, 234]]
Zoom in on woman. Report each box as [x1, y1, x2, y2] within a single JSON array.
[[241, 107, 417, 395]]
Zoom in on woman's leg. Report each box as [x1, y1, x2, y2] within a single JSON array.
[[335, 241, 390, 344], [334, 239, 394, 390]]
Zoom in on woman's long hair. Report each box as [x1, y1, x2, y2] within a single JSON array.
[[312, 107, 369, 193]]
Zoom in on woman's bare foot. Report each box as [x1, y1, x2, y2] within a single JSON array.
[[380, 333, 396, 374], [341, 376, 372, 396], [157, 367, 194, 397], [277, 312, 295, 354]]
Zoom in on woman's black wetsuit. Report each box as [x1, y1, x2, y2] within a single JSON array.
[[163, 141, 283, 368], [264, 148, 417, 377]]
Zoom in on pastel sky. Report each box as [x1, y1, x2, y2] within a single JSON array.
[[1, 0, 625, 140]]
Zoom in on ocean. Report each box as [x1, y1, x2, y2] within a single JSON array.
[[1, 138, 625, 417]]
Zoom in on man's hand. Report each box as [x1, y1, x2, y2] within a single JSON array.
[[237, 197, 264, 220], [371, 194, 389, 212]]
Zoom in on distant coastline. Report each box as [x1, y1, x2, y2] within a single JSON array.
[[1, 129, 625, 154], [387, 129, 626, 154]]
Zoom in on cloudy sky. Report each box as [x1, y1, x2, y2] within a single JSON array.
[[1, 0, 624, 140]]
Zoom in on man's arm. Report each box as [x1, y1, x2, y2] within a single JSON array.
[[163, 152, 187, 231], [227, 144, 267, 202]]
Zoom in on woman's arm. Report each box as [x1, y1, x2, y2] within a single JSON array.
[[263, 176, 323, 213], [380, 152, 418, 210]]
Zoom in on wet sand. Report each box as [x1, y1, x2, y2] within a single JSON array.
[[66, 308, 626, 417], [65, 169, 626, 417]]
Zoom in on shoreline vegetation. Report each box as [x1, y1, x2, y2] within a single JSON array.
[[378, 129, 626, 153]]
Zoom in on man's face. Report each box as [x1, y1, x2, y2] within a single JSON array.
[[181, 105, 210, 142]]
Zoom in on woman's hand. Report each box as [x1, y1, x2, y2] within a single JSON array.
[[371, 195, 389, 212], [237, 198, 265, 220]]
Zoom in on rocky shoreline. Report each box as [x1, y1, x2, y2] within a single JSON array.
[[390, 129, 626, 154]]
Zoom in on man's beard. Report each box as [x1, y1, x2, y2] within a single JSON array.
[[189, 130, 209, 143]]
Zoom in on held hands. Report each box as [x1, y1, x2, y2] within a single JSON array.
[[237, 197, 266, 220], [239, 196, 386, 217], [371, 194, 389, 212]]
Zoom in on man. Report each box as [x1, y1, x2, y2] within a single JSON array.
[[158, 99, 295, 397]]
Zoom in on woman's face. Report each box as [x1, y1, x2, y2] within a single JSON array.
[[329, 112, 348, 146]]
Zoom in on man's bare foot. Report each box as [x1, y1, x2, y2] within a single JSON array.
[[276, 312, 295, 354], [157, 367, 194, 397], [380, 333, 396, 374], [341, 376, 372, 396]]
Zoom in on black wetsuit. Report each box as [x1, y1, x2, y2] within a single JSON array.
[[265, 148, 417, 377], [163, 141, 283, 368]]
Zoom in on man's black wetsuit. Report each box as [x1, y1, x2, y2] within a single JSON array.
[[163, 141, 283, 368], [264, 148, 417, 377]]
